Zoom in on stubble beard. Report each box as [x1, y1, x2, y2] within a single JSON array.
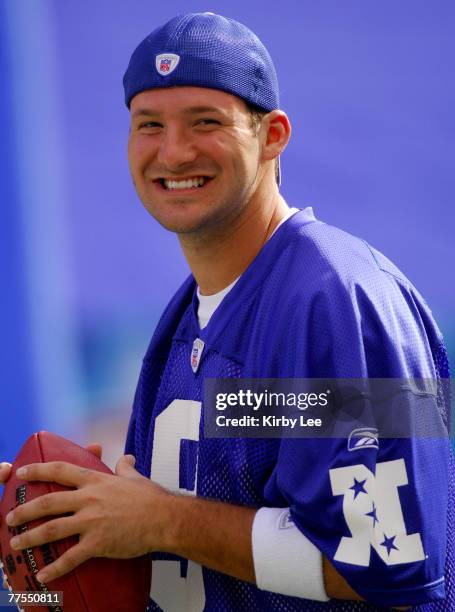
[[142, 182, 256, 242], [137, 160, 261, 242]]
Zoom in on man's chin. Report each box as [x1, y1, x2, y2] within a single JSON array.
[[143, 203, 228, 237], [151, 212, 215, 236]]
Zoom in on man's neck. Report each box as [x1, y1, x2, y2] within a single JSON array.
[[178, 191, 290, 296]]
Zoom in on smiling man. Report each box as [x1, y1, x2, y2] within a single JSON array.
[[128, 83, 290, 296], [128, 88, 272, 234], [1, 12, 453, 612]]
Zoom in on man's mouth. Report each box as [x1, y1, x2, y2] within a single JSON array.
[[157, 176, 212, 190]]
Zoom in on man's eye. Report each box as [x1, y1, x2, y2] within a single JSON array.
[[196, 118, 220, 126], [138, 122, 162, 129]]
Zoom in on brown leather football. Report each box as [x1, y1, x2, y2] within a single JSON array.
[[0, 431, 151, 611]]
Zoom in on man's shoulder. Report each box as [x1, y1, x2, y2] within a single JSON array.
[[272, 211, 438, 340], [265, 212, 443, 378], [281, 212, 412, 296]]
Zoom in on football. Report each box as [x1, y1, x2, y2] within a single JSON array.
[[0, 431, 151, 612]]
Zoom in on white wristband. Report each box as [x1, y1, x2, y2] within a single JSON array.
[[252, 507, 329, 602]]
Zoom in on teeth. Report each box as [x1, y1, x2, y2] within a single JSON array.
[[163, 177, 206, 190]]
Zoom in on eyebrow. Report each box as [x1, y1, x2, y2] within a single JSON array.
[[131, 106, 227, 119]]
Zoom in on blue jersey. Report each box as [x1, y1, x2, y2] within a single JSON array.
[[126, 209, 453, 611]]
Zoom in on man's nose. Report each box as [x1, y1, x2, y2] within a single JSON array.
[[156, 126, 197, 170]]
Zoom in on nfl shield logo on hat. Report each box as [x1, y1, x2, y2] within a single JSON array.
[[155, 53, 180, 76]]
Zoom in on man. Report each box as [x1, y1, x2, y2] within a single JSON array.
[[0, 12, 453, 611]]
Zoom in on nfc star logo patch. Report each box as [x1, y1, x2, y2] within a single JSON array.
[[191, 338, 205, 374], [155, 53, 180, 76]]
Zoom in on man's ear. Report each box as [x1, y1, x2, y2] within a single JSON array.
[[261, 110, 292, 163]]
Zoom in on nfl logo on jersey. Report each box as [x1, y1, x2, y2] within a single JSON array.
[[191, 338, 205, 373]]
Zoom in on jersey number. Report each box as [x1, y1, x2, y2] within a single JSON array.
[[150, 400, 205, 611]]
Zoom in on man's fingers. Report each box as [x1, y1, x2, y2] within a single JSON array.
[[0, 462, 12, 484], [85, 443, 102, 460], [16, 461, 97, 487], [6, 490, 80, 528], [0, 462, 12, 528], [115, 454, 142, 479], [10, 516, 79, 553], [35, 543, 91, 584]]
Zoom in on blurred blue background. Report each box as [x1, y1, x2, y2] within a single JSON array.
[[0, 0, 454, 472]]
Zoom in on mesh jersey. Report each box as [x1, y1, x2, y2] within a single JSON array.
[[126, 209, 453, 611]]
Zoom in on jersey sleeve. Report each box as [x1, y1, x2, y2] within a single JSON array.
[[270, 434, 449, 607], [266, 262, 450, 607]]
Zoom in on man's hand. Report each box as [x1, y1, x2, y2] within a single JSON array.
[[0, 443, 102, 514], [0, 462, 12, 486], [0, 462, 13, 589], [2, 452, 171, 584], [0, 445, 101, 589], [0, 445, 102, 489]]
